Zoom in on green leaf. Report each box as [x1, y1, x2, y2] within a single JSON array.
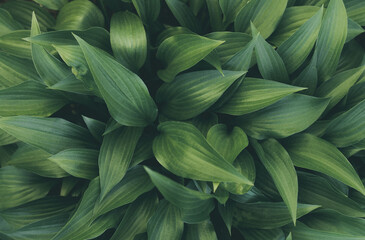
[[219, 0, 248, 27], [0, 81, 67, 117], [0, 166, 54, 210], [233, 202, 320, 229], [297, 172, 365, 217], [182, 220, 218, 240], [0, 30, 31, 59], [316, 66, 365, 111], [98, 127, 143, 199], [156, 34, 223, 82], [0, 116, 96, 154], [7, 144, 68, 178], [189, 112, 219, 137], [82, 116, 105, 143], [217, 201, 233, 234], [48, 148, 98, 180], [292, 53, 318, 95], [156, 70, 245, 120], [284, 134, 365, 195], [165, 0, 201, 33], [344, 0, 365, 26], [0, 8, 23, 36], [235, 0, 288, 39], [110, 192, 159, 240], [346, 18, 365, 42], [145, 167, 216, 223], [207, 124, 248, 163], [218, 78, 304, 116], [132, 0, 160, 23], [147, 200, 184, 240], [316, 0, 348, 82], [277, 7, 323, 74], [206, 0, 225, 31], [55, 0, 104, 30], [75, 35, 158, 127], [236, 94, 329, 139], [153, 121, 253, 184], [93, 166, 154, 218], [252, 139, 298, 224], [33, 0, 68, 10], [110, 11, 147, 72], [130, 131, 154, 166], [0, 129, 17, 146], [239, 228, 286, 240]]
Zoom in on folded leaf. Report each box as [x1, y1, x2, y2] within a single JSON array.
[[75, 35, 158, 127], [285, 134, 365, 195], [156, 70, 244, 120], [156, 34, 223, 82], [153, 121, 253, 184], [182, 220, 218, 240], [132, 0, 160, 23], [236, 94, 329, 139]]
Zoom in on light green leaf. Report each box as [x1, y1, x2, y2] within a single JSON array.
[[48, 74, 94, 96], [110, 192, 159, 240], [0, 30, 31, 59], [110, 11, 147, 72], [316, 0, 348, 82], [344, 0, 365, 26], [0, 116, 96, 154], [156, 70, 244, 120], [0, 8, 23, 36], [153, 121, 253, 184], [236, 94, 329, 139], [284, 133, 365, 195], [0, 129, 17, 146], [207, 124, 248, 163], [48, 148, 98, 180], [156, 26, 194, 45], [132, 0, 160, 23], [98, 127, 143, 199], [233, 202, 320, 229], [147, 200, 184, 240], [7, 144, 68, 178], [0, 166, 54, 210], [347, 18, 365, 42], [297, 172, 365, 217], [0, 81, 67, 117], [235, 0, 288, 39], [145, 167, 215, 223], [218, 78, 304, 116], [75, 35, 158, 127], [183, 221, 218, 240], [277, 7, 323, 74], [156, 34, 223, 82], [93, 166, 154, 219], [55, 0, 104, 30], [252, 139, 298, 224], [240, 228, 286, 240], [165, 0, 200, 33], [219, 0, 248, 27], [323, 99, 365, 147], [33, 0, 68, 10]]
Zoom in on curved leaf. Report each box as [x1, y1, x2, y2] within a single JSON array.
[[0, 8, 23, 36], [0, 30, 31, 59], [132, 0, 160, 23], [182, 220, 218, 240], [344, 0, 365, 26], [165, 0, 200, 33], [33, 0, 68, 10]]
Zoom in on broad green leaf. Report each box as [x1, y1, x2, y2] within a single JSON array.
[[292, 53, 318, 95], [296, 0, 330, 6], [7, 144, 68, 178], [344, 0, 365, 25], [0, 129, 17, 146], [145, 167, 216, 223], [93, 166, 154, 219], [165, 0, 201, 33], [277, 7, 323, 74], [232, 202, 319, 229], [110, 11, 147, 71], [219, 0, 247, 27], [207, 124, 248, 163], [0, 8, 23, 36], [252, 139, 298, 224], [189, 112, 219, 137], [1, 0, 55, 30], [316, 66, 365, 110], [48, 75, 94, 96], [82, 116, 105, 143], [323, 100, 365, 147], [0, 81, 67, 117], [347, 18, 365, 42], [98, 127, 143, 199], [75, 35, 158, 126], [316, 0, 348, 82], [183, 221, 218, 240], [297, 172, 365, 217], [156, 70, 245, 120], [33, 0, 68, 10], [0, 166, 54, 210], [156, 34, 223, 82], [269, 6, 319, 46], [55, 0, 104, 30], [235, 0, 288, 39], [132, 0, 160, 23], [235, 94, 329, 139], [0, 116, 96, 154], [218, 78, 304, 116], [206, 0, 224, 31], [240, 228, 286, 240], [0, 30, 31, 59], [156, 26, 194, 45], [147, 200, 184, 240], [110, 192, 159, 240], [48, 148, 98, 180], [153, 121, 253, 184], [284, 134, 365, 195]]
